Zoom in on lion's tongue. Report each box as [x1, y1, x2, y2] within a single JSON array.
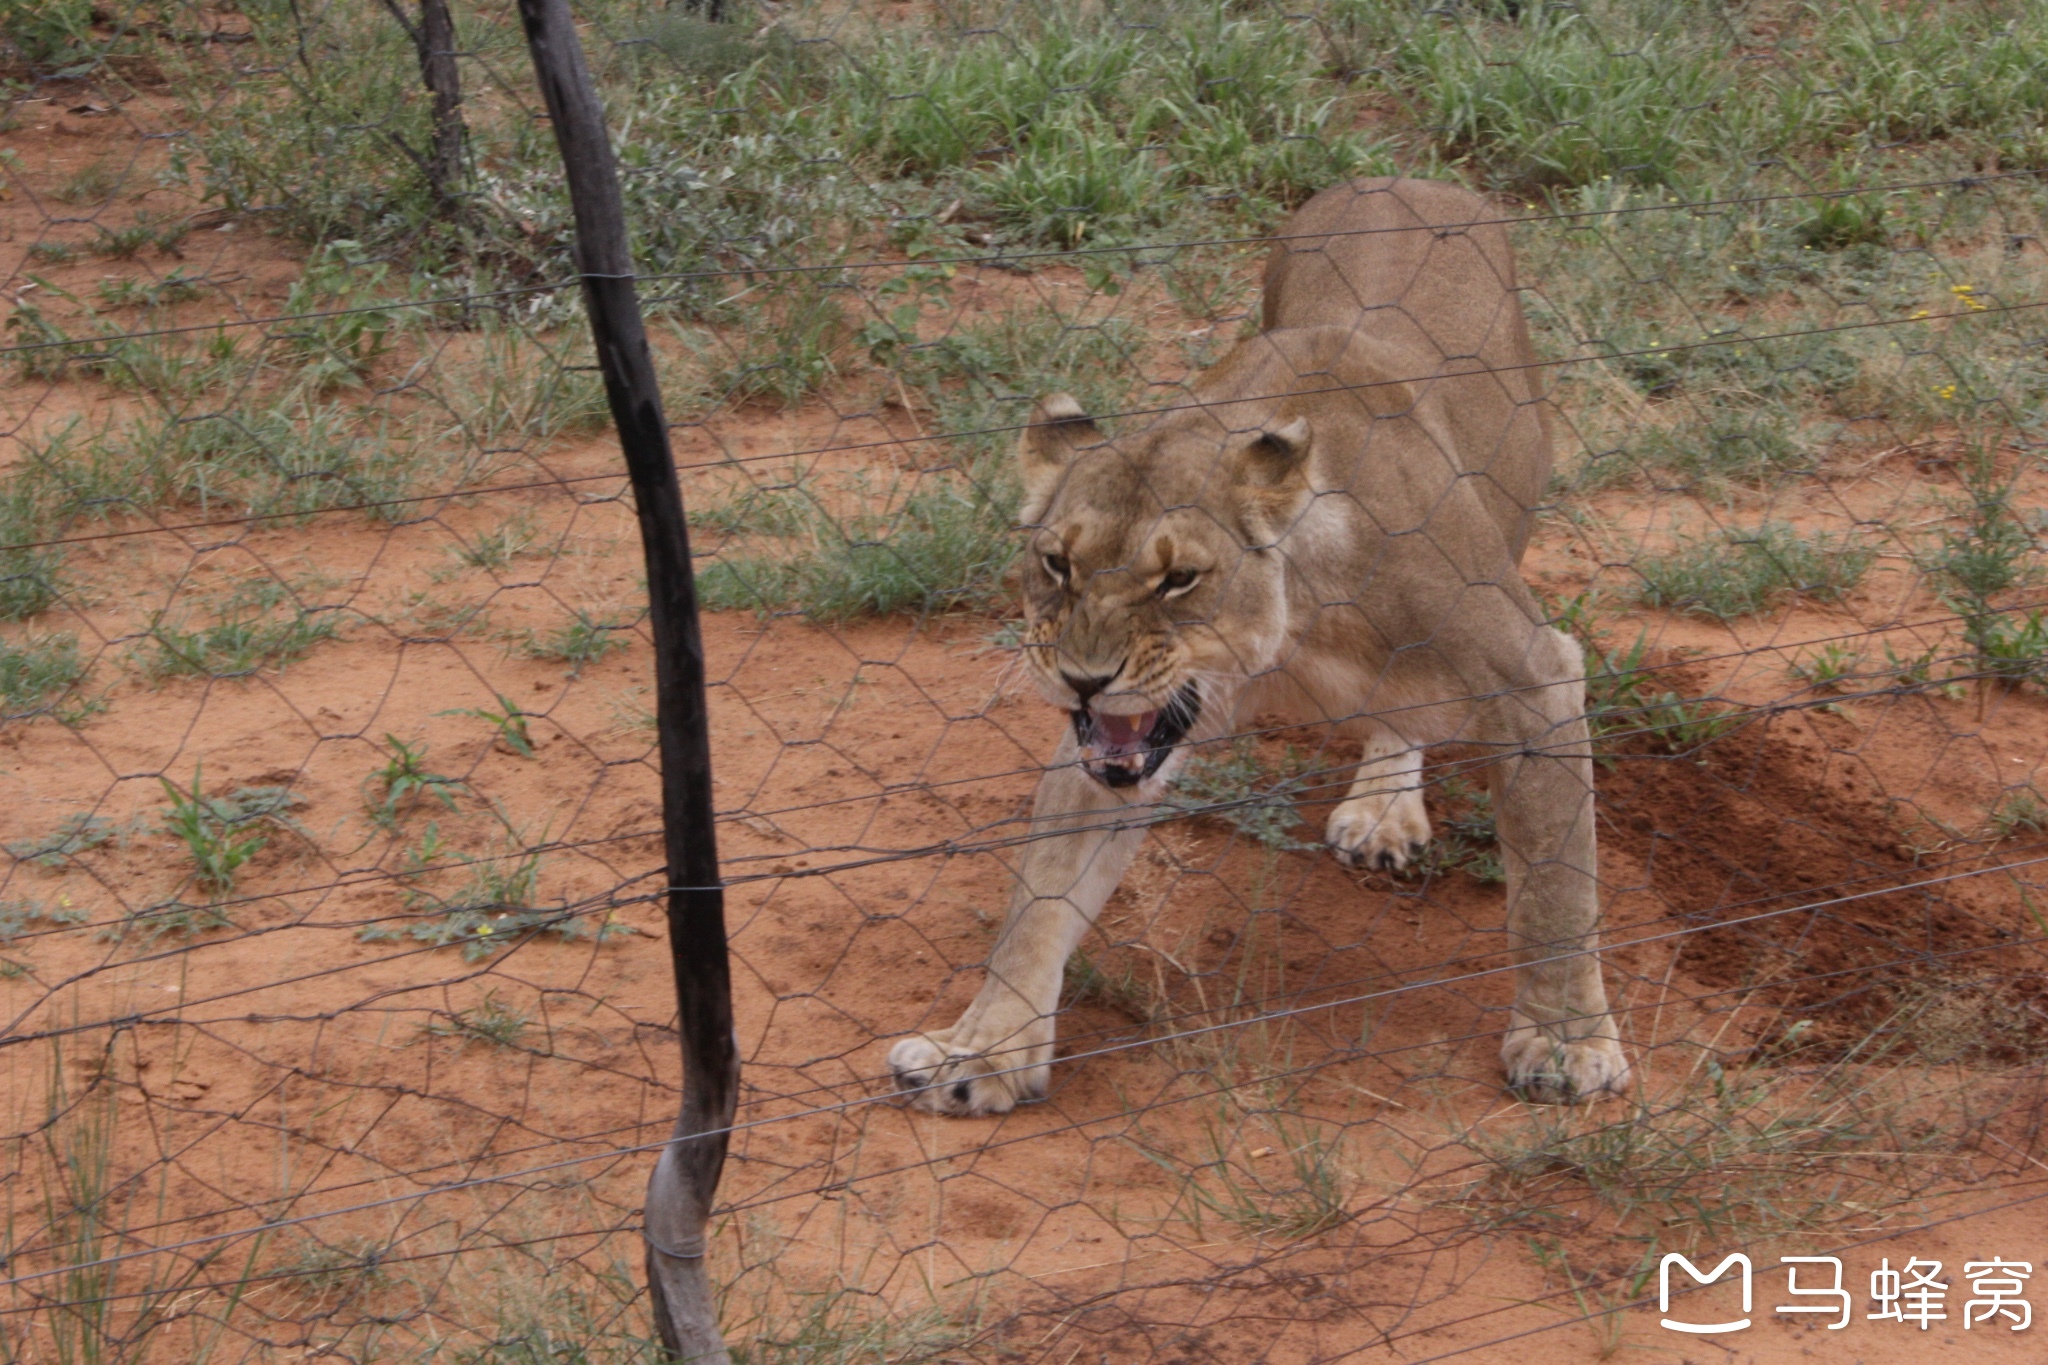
[[1094, 710, 1159, 755]]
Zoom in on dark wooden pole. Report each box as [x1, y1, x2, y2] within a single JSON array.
[[513, 1, 735, 1359]]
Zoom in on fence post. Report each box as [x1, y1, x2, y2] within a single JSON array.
[[513, 2, 736, 1360]]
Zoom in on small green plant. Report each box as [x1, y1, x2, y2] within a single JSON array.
[[364, 737, 463, 826], [366, 838, 631, 962], [1419, 776, 1503, 884], [1635, 523, 1872, 619], [420, 992, 532, 1048], [1989, 788, 2047, 841], [56, 156, 123, 205], [1964, 609, 2048, 691], [95, 269, 206, 310], [438, 694, 535, 758], [7, 813, 122, 869], [1933, 475, 2035, 604], [520, 611, 629, 675], [452, 513, 539, 570], [1063, 947, 1162, 1024], [156, 769, 302, 899], [272, 1234, 388, 1304], [1167, 738, 1313, 851], [0, 897, 89, 943], [145, 580, 341, 679], [0, 631, 87, 720], [1136, 1110, 1352, 1241], [1787, 643, 1862, 693], [1577, 629, 1737, 757]]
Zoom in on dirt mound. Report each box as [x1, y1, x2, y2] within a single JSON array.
[[1598, 704, 2048, 1060]]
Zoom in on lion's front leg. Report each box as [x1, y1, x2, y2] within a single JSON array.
[[1485, 627, 1630, 1103], [889, 737, 1148, 1116]]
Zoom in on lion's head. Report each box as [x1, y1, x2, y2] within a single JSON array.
[[1013, 390, 1316, 789]]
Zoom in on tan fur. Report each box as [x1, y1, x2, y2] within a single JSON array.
[[888, 178, 1628, 1115]]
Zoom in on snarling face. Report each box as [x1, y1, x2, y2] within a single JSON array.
[[1014, 394, 1311, 789]]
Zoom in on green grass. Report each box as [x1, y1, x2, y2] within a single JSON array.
[[1166, 738, 1314, 852], [420, 992, 532, 1049], [0, 632, 87, 719], [144, 580, 343, 680], [363, 736, 464, 829], [1132, 1107, 1352, 1242], [519, 611, 632, 674], [1634, 522, 1874, 619], [157, 768, 305, 899], [7, 812, 122, 869], [365, 835, 633, 962]]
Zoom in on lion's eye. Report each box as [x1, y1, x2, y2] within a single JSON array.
[[1158, 568, 1199, 597], [1042, 553, 1072, 583]]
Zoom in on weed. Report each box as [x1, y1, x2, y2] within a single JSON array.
[[0, 484, 65, 620], [364, 736, 463, 827], [1, 0, 101, 74], [1933, 474, 2035, 604], [699, 470, 1023, 620], [1883, 638, 1966, 697], [0, 897, 88, 943], [157, 768, 303, 898], [1787, 643, 1863, 693], [1577, 628, 1738, 757], [453, 513, 539, 570], [420, 992, 532, 1048], [1456, 1057, 1944, 1242], [520, 611, 631, 674], [0, 632, 87, 720], [1964, 609, 2048, 690], [1635, 523, 1873, 619], [606, 686, 658, 739], [7, 813, 123, 869], [272, 1234, 388, 1304], [1063, 947, 1162, 1024], [1135, 1109, 1351, 1241], [725, 1287, 969, 1365], [1167, 738, 1313, 851], [366, 839, 630, 962], [439, 694, 537, 757], [1989, 788, 2047, 840], [1419, 776, 1503, 884], [56, 156, 123, 205], [144, 580, 342, 680], [95, 269, 207, 310], [703, 276, 852, 409]]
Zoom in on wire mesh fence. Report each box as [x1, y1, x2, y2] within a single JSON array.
[[3, 0, 2048, 1360]]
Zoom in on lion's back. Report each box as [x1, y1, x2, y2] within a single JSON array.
[[1262, 177, 1552, 563]]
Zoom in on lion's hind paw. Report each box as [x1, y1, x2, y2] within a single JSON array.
[[887, 1034, 1042, 1117], [1501, 1029, 1630, 1105]]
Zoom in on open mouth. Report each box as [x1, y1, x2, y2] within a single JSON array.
[[1070, 683, 1201, 788]]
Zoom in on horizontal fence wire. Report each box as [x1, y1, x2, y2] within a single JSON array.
[[4, 0, 2048, 1360]]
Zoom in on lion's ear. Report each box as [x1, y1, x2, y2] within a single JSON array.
[[1238, 416, 1311, 490], [1018, 393, 1101, 481]]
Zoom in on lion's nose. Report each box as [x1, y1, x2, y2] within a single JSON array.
[[1060, 672, 1114, 706]]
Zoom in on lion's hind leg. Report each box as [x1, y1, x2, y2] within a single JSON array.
[[1324, 725, 1432, 873]]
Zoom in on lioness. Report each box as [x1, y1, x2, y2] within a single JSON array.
[[888, 177, 1629, 1115]]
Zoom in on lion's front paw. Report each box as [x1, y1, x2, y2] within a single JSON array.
[[1501, 1024, 1630, 1105], [1325, 788, 1431, 873], [887, 1034, 1045, 1117]]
